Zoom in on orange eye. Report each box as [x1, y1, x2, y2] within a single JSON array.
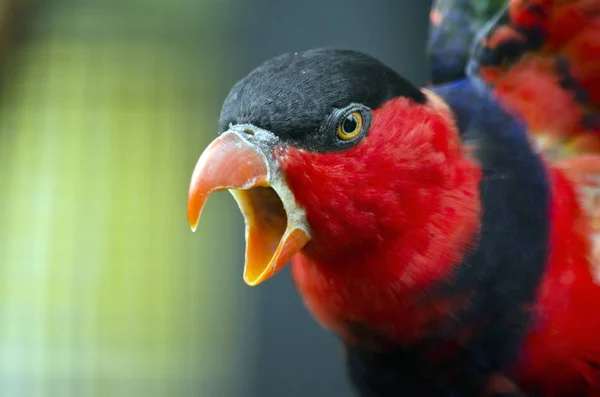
[[337, 111, 363, 140]]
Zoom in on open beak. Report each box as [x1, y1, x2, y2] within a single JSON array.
[[187, 127, 311, 286]]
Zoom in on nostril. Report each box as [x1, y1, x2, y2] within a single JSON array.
[[243, 128, 256, 136]]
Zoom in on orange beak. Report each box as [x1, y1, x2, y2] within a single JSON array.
[[187, 129, 311, 286]]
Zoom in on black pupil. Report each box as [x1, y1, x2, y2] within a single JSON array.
[[342, 114, 358, 134]]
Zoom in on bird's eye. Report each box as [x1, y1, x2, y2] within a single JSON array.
[[337, 111, 363, 140]]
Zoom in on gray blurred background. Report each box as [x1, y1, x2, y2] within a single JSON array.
[[0, 0, 431, 396]]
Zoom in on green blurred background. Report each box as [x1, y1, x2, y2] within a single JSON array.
[[0, 0, 431, 396]]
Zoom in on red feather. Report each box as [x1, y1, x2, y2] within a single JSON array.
[[280, 94, 482, 344], [480, 0, 600, 157], [514, 165, 600, 395]]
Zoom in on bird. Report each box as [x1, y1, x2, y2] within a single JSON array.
[[187, 0, 600, 395]]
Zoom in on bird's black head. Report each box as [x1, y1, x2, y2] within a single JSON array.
[[219, 48, 426, 152]]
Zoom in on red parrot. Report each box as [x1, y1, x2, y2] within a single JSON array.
[[187, 0, 600, 395]]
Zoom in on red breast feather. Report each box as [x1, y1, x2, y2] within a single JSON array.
[[278, 95, 482, 344]]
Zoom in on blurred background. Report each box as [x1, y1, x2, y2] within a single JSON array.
[[0, 0, 431, 396]]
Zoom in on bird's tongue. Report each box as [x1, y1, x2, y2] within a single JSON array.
[[187, 131, 310, 286]]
